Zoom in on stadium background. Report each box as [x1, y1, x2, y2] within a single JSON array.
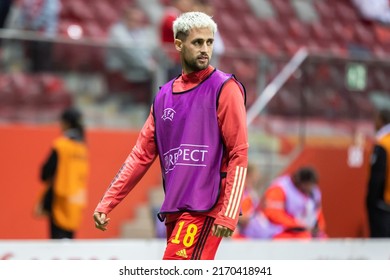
[[0, 0, 390, 258]]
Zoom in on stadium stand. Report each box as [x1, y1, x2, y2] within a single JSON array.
[[2, 0, 388, 121], [0, 72, 72, 122]]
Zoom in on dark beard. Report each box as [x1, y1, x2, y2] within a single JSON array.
[[183, 56, 209, 73]]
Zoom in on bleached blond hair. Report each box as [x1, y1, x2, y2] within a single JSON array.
[[173, 11, 217, 40]]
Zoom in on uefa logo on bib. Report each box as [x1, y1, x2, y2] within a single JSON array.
[[162, 108, 176, 121]]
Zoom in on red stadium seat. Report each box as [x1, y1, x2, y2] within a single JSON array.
[[92, 0, 119, 29], [216, 9, 244, 34], [354, 22, 376, 46], [256, 36, 284, 57], [82, 20, 107, 38], [310, 21, 332, 43], [269, 0, 295, 18], [225, 0, 251, 13], [372, 68, 390, 91], [263, 18, 287, 43], [332, 20, 355, 43], [372, 45, 388, 58], [334, 1, 359, 24], [309, 21, 350, 55], [0, 74, 14, 107], [242, 15, 263, 38], [236, 33, 258, 50], [212, 0, 227, 11], [314, 0, 334, 22], [374, 25, 390, 45], [159, 0, 171, 6], [65, 0, 95, 21], [287, 18, 310, 43], [284, 40, 301, 56], [59, 0, 71, 19], [233, 58, 258, 81]]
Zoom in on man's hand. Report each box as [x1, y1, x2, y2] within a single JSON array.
[[212, 224, 233, 238], [93, 212, 110, 231], [33, 201, 46, 217]]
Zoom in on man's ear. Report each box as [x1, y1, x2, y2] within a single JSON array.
[[174, 39, 182, 51]]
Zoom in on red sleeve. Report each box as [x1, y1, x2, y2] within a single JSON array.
[[94, 107, 158, 214], [262, 186, 305, 229], [213, 79, 249, 231]]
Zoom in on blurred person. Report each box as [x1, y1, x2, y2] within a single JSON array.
[[35, 107, 89, 239], [366, 108, 390, 237], [242, 167, 327, 239], [352, 0, 390, 25], [160, 0, 195, 79], [94, 12, 248, 260], [0, 0, 13, 29], [234, 162, 261, 238], [106, 5, 156, 86], [193, 0, 225, 68], [0, 0, 12, 48], [16, 0, 61, 71]]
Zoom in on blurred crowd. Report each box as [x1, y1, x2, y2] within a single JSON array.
[[0, 0, 225, 125], [0, 0, 389, 120], [0, 0, 225, 78]]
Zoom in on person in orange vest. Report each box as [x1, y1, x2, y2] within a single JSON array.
[[367, 108, 390, 237], [243, 167, 327, 239], [35, 107, 89, 239]]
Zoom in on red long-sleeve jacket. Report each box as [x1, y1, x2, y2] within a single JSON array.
[[95, 66, 248, 231]]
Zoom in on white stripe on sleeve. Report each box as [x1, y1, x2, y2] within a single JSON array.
[[225, 166, 247, 219]]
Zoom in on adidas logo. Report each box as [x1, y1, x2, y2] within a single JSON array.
[[175, 249, 188, 259]]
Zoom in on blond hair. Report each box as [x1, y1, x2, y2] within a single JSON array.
[[173, 11, 217, 39]]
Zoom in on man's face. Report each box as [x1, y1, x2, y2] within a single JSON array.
[[124, 8, 144, 29], [175, 27, 214, 74], [297, 182, 315, 195]]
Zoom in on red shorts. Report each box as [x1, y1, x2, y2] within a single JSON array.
[[162, 212, 222, 260]]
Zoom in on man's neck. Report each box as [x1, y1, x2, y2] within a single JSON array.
[[173, 66, 215, 92], [181, 66, 214, 82]]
